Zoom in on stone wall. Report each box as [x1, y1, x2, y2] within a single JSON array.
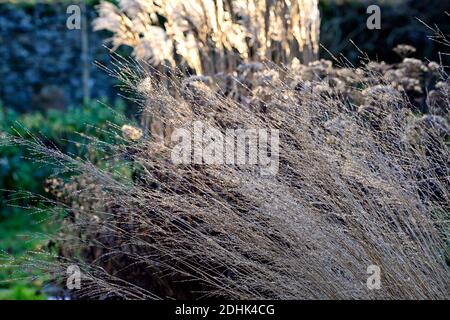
[[0, 3, 119, 112]]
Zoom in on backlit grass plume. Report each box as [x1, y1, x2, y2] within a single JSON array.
[[93, 0, 320, 75]]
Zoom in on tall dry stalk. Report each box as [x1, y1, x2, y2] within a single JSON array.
[[93, 0, 321, 137], [93, 0, 320, 75]]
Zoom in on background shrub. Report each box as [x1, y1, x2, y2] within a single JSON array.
[[0, 100, 127, 299]]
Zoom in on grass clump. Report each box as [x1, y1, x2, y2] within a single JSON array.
[[4, 50, 448, 299]]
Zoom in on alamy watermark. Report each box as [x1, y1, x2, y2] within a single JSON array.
[[171, 121, 279, 176], [366, 264, 381, 290], [66, 5, 81, 30], [66, 264, 81, 290], [366, 5, 381, 30]]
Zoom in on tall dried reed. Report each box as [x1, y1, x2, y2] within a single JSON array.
[[93, 0, 320, 75]]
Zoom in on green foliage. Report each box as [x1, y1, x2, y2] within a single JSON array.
[[0, 100, 127, 298], [0, 101, 126, 211], [0, 284, 46, 300]]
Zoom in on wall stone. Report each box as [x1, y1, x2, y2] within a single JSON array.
[[0, 3, 118, 112]]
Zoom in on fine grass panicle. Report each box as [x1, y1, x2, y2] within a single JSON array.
[[3, 51, 449, 299]]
